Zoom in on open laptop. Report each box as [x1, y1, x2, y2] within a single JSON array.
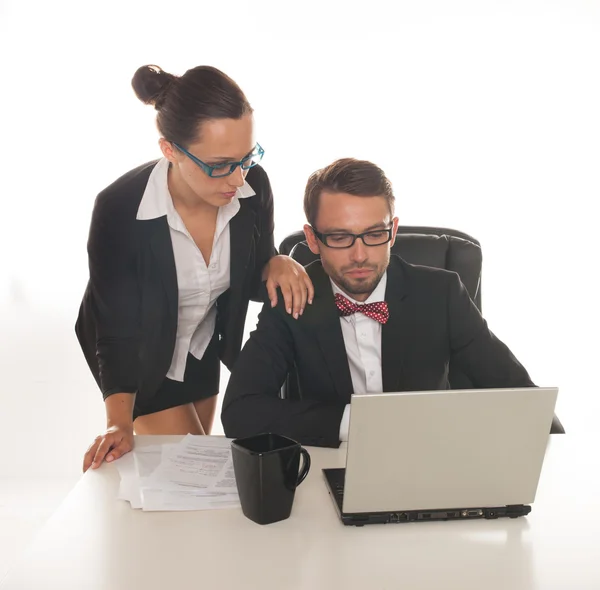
[[323, 387, 558, 526]]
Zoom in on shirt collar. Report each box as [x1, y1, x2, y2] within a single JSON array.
[[136, 158, 256, 221], [330, 271, 388, 322]]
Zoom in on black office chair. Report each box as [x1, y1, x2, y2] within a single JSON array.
[[279, 226, 565, 434]]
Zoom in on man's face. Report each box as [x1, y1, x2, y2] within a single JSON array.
[[304, 191, 399, 302]]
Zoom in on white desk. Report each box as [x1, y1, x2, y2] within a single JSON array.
[[1, 434, 599, 590]]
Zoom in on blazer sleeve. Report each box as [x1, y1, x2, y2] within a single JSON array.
[[221, 290, 345, 448], [248, 166, 277, 302], [447, 272, 535, 388], [87, 193, 141, 398]]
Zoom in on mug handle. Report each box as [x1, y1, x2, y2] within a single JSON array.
[[296, 448, 311, 486]]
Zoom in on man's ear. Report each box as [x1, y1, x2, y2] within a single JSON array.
[[389, 217, 400, 247], [303, 224, 321, 255]]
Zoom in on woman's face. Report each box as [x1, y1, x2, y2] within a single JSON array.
[[161, 113, 255, 208]]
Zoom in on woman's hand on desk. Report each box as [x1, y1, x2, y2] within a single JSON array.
[[83, 424, 134, 472]]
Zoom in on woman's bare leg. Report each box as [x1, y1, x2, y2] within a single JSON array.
[[193, 396, 218, 435], [134, 402, 205, 435]]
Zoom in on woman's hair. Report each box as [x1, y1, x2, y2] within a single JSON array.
[[131, 64, 253, 147]]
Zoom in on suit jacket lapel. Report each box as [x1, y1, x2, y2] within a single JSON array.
[[146, 218, 178, 318], [381, 257, 409, 392], [141, 201, 256, 324], [305, 264, 354, 401], [229, 201, 256, 291]]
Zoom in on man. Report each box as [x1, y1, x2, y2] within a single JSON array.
[[222, 158, 534, 447]]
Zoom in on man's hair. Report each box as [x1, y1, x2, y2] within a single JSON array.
[[303, 158, 395, 228]]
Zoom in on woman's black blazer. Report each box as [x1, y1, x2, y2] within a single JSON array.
[[75, 160, 276, 402]]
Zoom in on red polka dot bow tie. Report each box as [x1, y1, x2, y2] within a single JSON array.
[[334, 293, 389, 324]]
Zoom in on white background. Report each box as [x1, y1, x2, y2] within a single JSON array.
[[0, 0, 598, 481]]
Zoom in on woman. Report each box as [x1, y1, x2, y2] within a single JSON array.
[[77, 64, 313, 471]]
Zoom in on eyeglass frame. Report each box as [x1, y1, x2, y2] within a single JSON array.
[[310, 224, 395, 248], [172, 142, 265, 178]]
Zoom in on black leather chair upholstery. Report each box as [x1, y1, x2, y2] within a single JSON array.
[[279, 226, 565, 434]]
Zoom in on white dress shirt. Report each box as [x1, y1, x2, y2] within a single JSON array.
[[136, 158, 255, 382], [332, 273, 387, 441]]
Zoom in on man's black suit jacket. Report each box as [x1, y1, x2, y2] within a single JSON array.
[[75, 160, 275, 407], [222, 255, 535, 447]]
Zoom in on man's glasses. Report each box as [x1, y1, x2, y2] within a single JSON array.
[[172, 142, 265, 178], [311, 225, 394, 248]]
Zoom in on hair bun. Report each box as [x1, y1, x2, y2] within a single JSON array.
[[131, 65, 177, 109]]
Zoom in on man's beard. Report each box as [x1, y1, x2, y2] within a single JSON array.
[[324, 259, 388, 299]]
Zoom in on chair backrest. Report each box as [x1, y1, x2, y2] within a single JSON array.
[[278, 225, 565, 435], [280, 226, 483, 311]]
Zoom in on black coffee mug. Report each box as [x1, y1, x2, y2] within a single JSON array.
[[231, 433, 311, 525]]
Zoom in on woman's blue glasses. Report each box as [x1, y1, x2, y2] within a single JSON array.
[[172, 142, 265, 178]]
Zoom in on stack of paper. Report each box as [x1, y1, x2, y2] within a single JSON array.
[[114, 435, 241, 511]]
